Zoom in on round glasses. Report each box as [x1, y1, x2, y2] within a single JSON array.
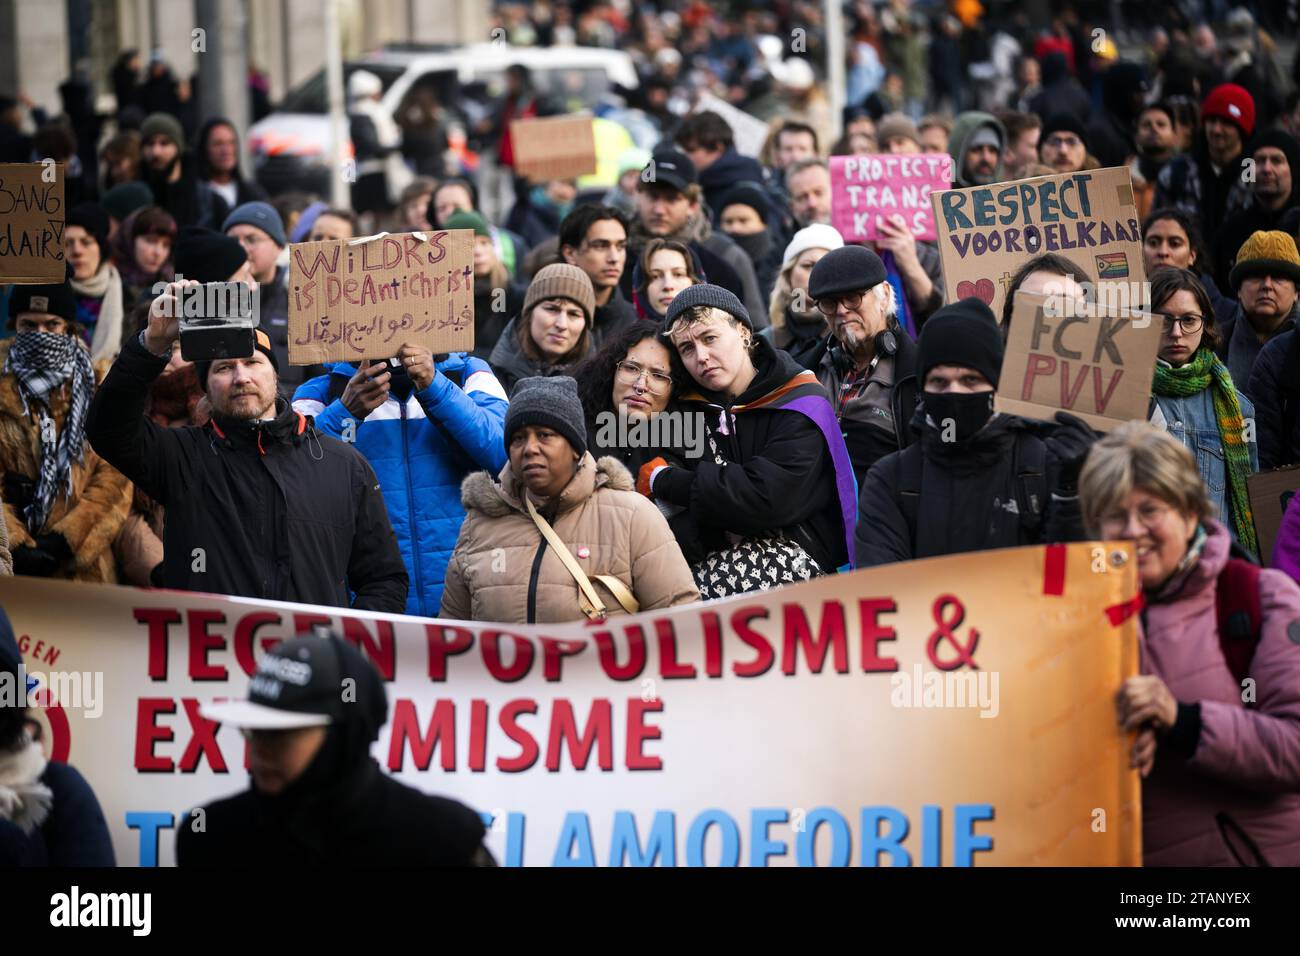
[[816, 290, 867, 316], [1099, 501, 1171, 535], [615, 360, 673, 392], [1158, 313, 1204, 335]]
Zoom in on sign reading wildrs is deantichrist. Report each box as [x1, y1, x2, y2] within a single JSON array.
[[287, 229, 474, 364], [0, 542, 1141, 867]]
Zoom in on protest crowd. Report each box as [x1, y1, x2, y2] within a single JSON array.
[[1, 0, 1300, 870]]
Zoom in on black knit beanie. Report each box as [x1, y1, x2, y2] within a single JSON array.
[[917, 297, 1004, 387], [8, 264, 78, 327], [66, 202, 110, 264], [662, 283, 751, 331], [1041, 113, 1089, 149], [504, 376, 588, 457], [173, 225, 248, 284]]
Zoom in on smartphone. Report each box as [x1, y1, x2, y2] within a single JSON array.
[[177, 281, 259, 363]]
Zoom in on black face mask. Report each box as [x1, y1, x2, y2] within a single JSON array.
[[923, 390, 995, 444], [729, 230, 772, 264]]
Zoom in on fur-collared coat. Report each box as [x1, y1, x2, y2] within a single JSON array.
[[440, 454, 698, 624], [0, 340, 132, 582]]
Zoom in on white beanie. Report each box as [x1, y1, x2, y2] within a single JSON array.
[[782, 223, 845, 272]]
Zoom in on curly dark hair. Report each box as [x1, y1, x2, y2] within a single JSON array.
[[573, 323, 678, 423]]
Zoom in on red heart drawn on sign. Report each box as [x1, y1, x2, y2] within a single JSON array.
[[955, 278, 996, 305]]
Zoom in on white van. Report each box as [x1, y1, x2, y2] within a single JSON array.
[[248, 43, 641, 195]]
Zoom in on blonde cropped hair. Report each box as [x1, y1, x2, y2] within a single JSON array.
[[1078, 421, 1214, 536], [667, 305, 750, 342]]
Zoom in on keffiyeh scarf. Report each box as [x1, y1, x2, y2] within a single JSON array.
[[4, 332, 96, 534]]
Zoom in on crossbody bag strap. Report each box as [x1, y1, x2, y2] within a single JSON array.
[[523, 495, 637, 619], [592, 574, 639, 616]]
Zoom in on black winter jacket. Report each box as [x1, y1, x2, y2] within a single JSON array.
[[652, 338, 847, 573], [177, 757, 489, 866], [699, 148, 767, 223], [591, 288, 641, 348], [86, 334, 408, 610], [139, 153, 229, 231], [855, 411, 1084, 568], [1248, 327, 1300, 469], [471, 280, 525, 362], [178, 636, 488, 866]]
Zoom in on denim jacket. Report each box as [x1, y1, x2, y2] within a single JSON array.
[[1149, 377, 1258, 540]]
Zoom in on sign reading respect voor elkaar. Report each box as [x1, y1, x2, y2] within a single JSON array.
[[931, 166, 1146, 320]]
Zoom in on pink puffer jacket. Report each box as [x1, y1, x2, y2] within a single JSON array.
[[1140, 519, 1300, 865]]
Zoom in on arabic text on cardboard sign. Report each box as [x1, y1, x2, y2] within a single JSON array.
[[288, 230, 474, 363]]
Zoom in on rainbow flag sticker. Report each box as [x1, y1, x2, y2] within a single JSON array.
[[1095, 253, 1130, 279]]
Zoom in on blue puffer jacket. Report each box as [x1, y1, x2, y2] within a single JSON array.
[[293, 353, 508, 616]]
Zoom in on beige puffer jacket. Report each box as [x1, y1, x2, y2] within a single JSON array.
[[440, 454, 699, 624]]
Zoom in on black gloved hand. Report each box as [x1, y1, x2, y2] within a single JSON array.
[[12, 545, 59, 577], [1042, 411, 1098, 495], [3, 472, 35, 509], [34, 532, 71, 563]]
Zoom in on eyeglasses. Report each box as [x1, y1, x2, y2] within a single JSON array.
[[1099, 501, 1172, 534], [1158, 313, 1204, 334], [1045, 134, 1082, 149], [816, 290, 867, 316], [616, 360, 673, 391]]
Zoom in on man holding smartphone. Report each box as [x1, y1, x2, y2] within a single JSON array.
[[86, 275, 408, 611]]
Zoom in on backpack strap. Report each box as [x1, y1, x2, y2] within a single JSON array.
[[1215, 557, 1263, 694], [1012, 432, 1048, 537]]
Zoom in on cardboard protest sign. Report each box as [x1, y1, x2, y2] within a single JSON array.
[[996, 291, 1162, 432], [509, 115, 597, 182], [1248, 466, 1300, 565], [288, 229, 474, 363], [694, 93, 772, 159], [831, 154, 952, 242], [931, 166, 1145, 321], [0, 162, 64, 283], [0, 540, 1139, 866]]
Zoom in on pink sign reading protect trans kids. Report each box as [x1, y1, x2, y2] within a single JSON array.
[[831, 153, 953, 243]]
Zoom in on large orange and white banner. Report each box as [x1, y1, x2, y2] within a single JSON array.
[[0, 541, 1142, 866]]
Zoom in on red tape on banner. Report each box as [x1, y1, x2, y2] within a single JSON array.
[[1043, 543, 1067, 595]]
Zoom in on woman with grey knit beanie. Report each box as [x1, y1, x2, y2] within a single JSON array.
[[441, 375, 698, 623]]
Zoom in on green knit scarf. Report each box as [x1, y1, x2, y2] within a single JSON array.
[[1151, 347, 1257, 554]]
